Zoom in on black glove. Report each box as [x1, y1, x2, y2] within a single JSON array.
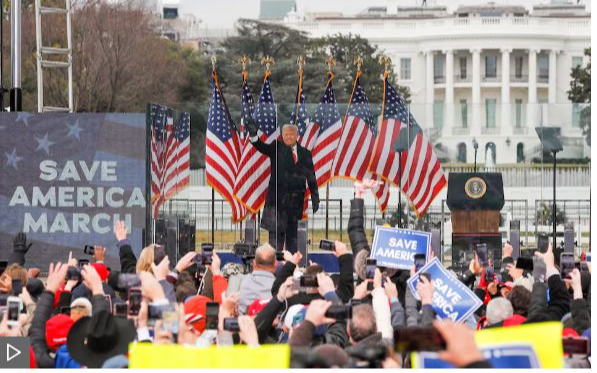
[[246, 117, 258, 137], [312, 195, 320, 214], [13, 232, 32, 253]]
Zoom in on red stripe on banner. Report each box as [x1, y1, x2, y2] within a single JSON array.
[[403, 135, 423, 193], [207, 138, 237, 177], [380, 120, 402, 181], [347, 124, 371, 180], [414, 160, 442, 211], [409, 142, 433, 204], [332, 116, 357, 177]]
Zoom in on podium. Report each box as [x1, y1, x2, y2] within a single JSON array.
[[447, 173, 505, 272]]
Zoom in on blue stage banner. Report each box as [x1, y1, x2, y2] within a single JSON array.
[[370, 226, 431, 270], [407, 258, 482, 323], [0, 113, 147, 270], [414, 344, 541, 369]]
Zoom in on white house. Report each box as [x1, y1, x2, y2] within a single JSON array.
[[282, 0, 591, 165]]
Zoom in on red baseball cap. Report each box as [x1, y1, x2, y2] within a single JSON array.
[[91, 263, 109, 282], [247, 298, 271, 316], [46, 314, 74, 350], [184, 295, 211, 333]]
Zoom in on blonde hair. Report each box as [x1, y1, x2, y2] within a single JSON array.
[[136, 244, 156, 274], [1, 264, 28, 286]]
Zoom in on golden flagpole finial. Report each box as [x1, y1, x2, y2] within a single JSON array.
[[325, 55, 336, 73], [296, 55, 305, 70], [211, 55, 217, 72], [378, 55, 392, 73], [261, 56, 275, 72], [239, 55, 251, 72], [353, 55, 364, 72]]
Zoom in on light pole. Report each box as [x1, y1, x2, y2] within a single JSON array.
[[535, 127, 563, 248]]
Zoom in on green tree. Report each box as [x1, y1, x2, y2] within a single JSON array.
[[535, 202, 566, 226], [568, 48, 591, 145]]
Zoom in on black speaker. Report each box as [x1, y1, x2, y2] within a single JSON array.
[[510, 220, 521, 260], [166, 227, 178, 264], [154, 219, 167, 245], [431, 228, 441, 259], [245, 219, 257, 244], [188, 219, 196, 252], [297, 221, 308, 267], [564, 221, 574, 253], [178, 219, 189, 257]]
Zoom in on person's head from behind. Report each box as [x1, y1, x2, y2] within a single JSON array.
[[70, 298, 92, 322], [175, 277, 197, 303], [136, 244, 156, 274], [486, 297, 513, 325], [282, 124, 299, 147], [0, 263, 28, 293], [253, 244, 277, 273], [312, 344, 350, 368], [507, 285, 531, 316], [348, 304, 377, 344]]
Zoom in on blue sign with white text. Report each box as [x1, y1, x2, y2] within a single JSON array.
[[415, 344, 540, 369], [407, 258, 482, 323], [370, 227, 431, 270]]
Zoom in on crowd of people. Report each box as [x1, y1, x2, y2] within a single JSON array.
[[0, 181, 591, 369]]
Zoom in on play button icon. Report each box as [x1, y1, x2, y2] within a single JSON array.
[[6, 344, 20, 362], [0, 337, 29, 368]]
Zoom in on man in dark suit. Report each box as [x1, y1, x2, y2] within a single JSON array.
[[247, 120, 319, 253]]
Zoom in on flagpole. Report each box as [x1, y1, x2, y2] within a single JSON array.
[[211, 56, 217, 246], [145, 103, 153, 246], [323, 57, 337, 239]]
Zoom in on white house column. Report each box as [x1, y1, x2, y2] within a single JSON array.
[[444, 49, 454, 136], [548, 49, 558, 103], [471, 48, 481, 136], [527, 48, 538, 128], [501, 48, 512, 134], [426, 51, 434, 129]]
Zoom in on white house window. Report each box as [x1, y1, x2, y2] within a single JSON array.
[[400, 58, 412, 80], [485, 55, 497, 78], [459, 57, 467, 79], [572, 56, 583, 69], [434, 100, 444, 128], [460, 99, 468, 128], [434, 56, 445, 83], [538, 55, 549, 80], [515, 56, 523, 79], [515, 99, 523, 128], [485, 99, 497, 128]]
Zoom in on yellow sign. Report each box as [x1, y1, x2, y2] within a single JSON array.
[[412, 322, 564, 369], [129, 343, 291, 369]]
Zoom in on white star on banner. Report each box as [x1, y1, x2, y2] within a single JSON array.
[[5, 148, 22, 170]]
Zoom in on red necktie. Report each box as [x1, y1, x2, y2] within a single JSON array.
[[292, 147, 297, 164]]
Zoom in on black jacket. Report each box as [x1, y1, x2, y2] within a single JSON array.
[[251, 138, 318, 231], [348, 199, 370, 257], [118, 240, 137, 274], [570, 298, 591, 335], [526, 274, 570, 323]]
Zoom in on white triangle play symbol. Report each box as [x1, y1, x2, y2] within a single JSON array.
[[7, 344, 21, 362]]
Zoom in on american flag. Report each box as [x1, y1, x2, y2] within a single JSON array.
[[292, 71, 319, 151], [311, 73, 342, 188], [206, 72, 247, 222], [150, 105, 191, 218], [239, 72, 255, 150], [234, 74, 279, 213], [331, 73, 390, 211], [369, 74, 447, 216]]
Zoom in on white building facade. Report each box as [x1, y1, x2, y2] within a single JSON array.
[[282, 1, 591, 165]]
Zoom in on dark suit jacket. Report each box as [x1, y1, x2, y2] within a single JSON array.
[[251, 138, 318, 231]]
